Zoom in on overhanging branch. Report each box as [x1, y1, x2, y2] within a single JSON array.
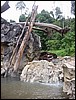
[[15, 22, 70, 35]]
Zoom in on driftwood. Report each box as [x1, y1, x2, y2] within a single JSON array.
[[15, 22, 70, 35], [39, 52, 57, 62], [1, 1, 10, 13], [34, 22, 70, 35], [13, 5, 38, 72], [33, 27, 48, 33]]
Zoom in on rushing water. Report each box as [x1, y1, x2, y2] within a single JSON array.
[[1, 77, 68, 99]]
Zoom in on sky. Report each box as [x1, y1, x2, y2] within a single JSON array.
[[1, 1, 74, 22]]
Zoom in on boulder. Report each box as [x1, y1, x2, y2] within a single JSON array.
[[1, 18, 41, 70], [62, 60, 75, 99], [20, 60, 62, 83]]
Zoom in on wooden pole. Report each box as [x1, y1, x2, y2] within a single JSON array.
[[13, 5, 38, 72], [8, 15, 31, 68]]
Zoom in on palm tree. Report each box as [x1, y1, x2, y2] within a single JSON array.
[[16, 1, 26, 15]]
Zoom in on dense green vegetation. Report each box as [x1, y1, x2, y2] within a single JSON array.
[[34, 9, 75, 56], [16, 1, 75, 57], [19, 14, 26, 22]]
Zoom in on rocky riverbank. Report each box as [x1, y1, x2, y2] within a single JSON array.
[[20, 56, 75, 99], [1, 18, 75, 99], [62, 60, 75, 99], [1, 55, 75, 99]]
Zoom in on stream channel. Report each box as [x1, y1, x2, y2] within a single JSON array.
[[1, 77, 68, 99]]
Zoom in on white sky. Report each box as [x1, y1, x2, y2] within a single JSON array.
[[1, 1, 74, 22]]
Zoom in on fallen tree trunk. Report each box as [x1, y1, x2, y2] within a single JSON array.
[[33, 27, 48, 33], [13, 5, 38, 72], [15, 22, 70, 35], [34, 23, 70, 34]]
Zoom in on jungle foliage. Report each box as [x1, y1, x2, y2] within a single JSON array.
[[34, 9, 75, 56], [17, 2, 75, 56]]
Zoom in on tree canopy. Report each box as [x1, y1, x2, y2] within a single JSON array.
[[16, 1, 26, 15], [55, 7, 63, 20], [19, 14, 26, 22], [34, 9, 75, 56]]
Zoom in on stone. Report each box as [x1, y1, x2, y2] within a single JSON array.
[[20, 60, 62, 83], [1, 18, 41, 71], [1, 68, 5, 75], [1, 62, 4, 67], [62, 60, 75, 99], [59, 73, 63, 81], [63, 56, 71, 61]]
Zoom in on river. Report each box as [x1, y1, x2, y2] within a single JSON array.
[[1, 77, 68, 99]]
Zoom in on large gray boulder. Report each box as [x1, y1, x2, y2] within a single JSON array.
[[20, 60, 61, 83]]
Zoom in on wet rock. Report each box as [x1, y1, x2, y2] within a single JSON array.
[[58, 72, 63, 81], [62, 60, 75, 99], [20, 60, 61, 83], [1, 67, 8, 77], [1, 18, 41, 70], [1, 68, 5, 75], [52, 58, 59, 65], [1, 62, 4, 67], [63, 56, 71, 61]]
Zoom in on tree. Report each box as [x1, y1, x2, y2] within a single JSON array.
[[55, 7, 62, 20], [16, 1, 26, 15], [71, 1, 75, 15], [19, 14, 26, 22], [34, 8, 75, 56], [35, 9, 55, 50], [50, 11, 54, 18], [36, 9, 54, 23]]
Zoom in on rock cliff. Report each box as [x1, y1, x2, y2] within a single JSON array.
[[1, 18, 41, 70]]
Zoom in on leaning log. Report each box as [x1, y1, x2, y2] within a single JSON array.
[[8, 16, 31, 68], [13, 5, 38, 72], [1, 1, 10, 13]]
